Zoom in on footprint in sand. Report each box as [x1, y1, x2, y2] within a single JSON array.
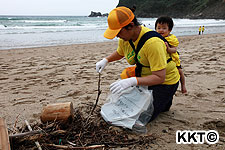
[[213, 90, 224, 95], [0, 77, 9, 81], [208, 58, 218, 61], [195, 93, 208, 98], [175, 91, 188, 97], [57, 90, 83, 99], [101, 81, 111, 85], [217, 85, 225, 89], [32, 113, 41, 118], [221, 98, 225, 103], [175, 103, 184, 106], [13, 99, 36, 106], [202, 120, 225, 136], [84, 81, 92, 84], [0, 102, 5, 108]]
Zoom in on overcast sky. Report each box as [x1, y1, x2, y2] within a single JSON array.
[[0, 0, 119, 16]]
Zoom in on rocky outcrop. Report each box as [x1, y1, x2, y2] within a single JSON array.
[[88, 11, 108, 17]]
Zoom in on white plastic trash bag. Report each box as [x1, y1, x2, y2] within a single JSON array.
[[100, 86, 154, 133]]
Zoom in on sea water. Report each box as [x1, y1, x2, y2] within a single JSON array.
[[0, 16, 225, 50]]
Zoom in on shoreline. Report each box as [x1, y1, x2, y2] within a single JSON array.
[[0, 41, 117, 51], [0, 32, 225, 149], [1, 32, 225, 51]]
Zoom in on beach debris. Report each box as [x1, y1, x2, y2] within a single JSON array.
[[91, 73, 102, 114], [9, 104, 156, 149], [46, 143, 105, 149], [25, 120, 42, 150], [40, 102, 74, 123], [0, 118, 11, 150], [9, 130, 42, 139]]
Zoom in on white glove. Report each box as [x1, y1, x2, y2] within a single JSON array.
[[96, 58, 108, 73], [110, 77, 138, 94]]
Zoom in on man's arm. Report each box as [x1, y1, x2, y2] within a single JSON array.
[[137, 69, 166, 86], [106, 51, 124, 62]]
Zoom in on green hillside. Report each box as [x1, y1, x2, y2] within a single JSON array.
[[117, 0, 225, 19]]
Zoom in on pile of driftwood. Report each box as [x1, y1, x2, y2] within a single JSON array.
[[2, 102, 156, 150]]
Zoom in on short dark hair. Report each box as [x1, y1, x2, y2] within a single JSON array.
[[124, 17, 141, 29], [155, 16, 174, 31]]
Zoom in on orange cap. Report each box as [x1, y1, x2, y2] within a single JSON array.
[[104, 6, 135, 39]]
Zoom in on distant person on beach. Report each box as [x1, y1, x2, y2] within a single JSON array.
[[199, 26, 201, 35], [155, 16, 187, 93], [202, 26, 205, 34], [96, 6, 180, 121]]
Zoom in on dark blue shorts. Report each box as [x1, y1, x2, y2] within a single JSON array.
[[148, 81, 179, 122]]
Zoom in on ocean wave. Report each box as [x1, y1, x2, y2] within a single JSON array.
[[0, 25, 8, 29], [0, 17, 10, 20], [2, 24, 106, 29], [0, 26, 105, 35], [0, 17, 26, 20], [6, 26, 86, 29], [7, 31, 36, 35], [24, 20, 67, 23], [1, 16, 225, 50]]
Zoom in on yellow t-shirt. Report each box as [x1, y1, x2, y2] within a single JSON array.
[[117, 26, 180, 85], [165, 34, 181, 67]]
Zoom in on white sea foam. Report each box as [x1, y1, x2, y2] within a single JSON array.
[[0, 25, 6, 29], [0, 16, 225, 50], [24, 20, 67, 23]]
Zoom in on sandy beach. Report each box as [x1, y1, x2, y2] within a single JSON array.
[[0, 33, 225, 149]]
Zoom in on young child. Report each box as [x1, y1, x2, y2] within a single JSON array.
[[202, 26, 205, 34], [155, 16, 187, 93], [199, 26, 202, 35]]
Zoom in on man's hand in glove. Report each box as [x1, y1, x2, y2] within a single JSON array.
[[110, 77, 138, 94], [96, 58, 108, 73]]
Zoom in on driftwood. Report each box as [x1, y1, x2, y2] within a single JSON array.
[[40, 102, 74, 123], [46, 144, 105, 149], [25, 120, 42, 150], [0, 118, 11, 150], [9, 130, 67, 142], [10, 105, 156, 149], [91, 73, 102, 114], [9, 130, 42, 139]]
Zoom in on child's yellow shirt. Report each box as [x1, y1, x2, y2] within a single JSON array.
[[165, 34, 181, 67]]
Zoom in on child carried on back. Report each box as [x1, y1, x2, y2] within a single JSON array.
[[155, 16, 187, 93]]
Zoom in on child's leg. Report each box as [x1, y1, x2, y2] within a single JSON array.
[[178, 68, 187, 93]]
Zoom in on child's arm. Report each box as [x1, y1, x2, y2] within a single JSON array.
[[165, 42, 177, 53]]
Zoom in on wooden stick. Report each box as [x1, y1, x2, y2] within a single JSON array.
[[9, 130, 42, 139], [0, 118, 11, 150], [91, 73, 102, 114], [47, 144, 105, 149], [67, 140, 76, 146], [46, 144, 69, 149], [13, 114, 20, 133], [25, 120, 42, 150]]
